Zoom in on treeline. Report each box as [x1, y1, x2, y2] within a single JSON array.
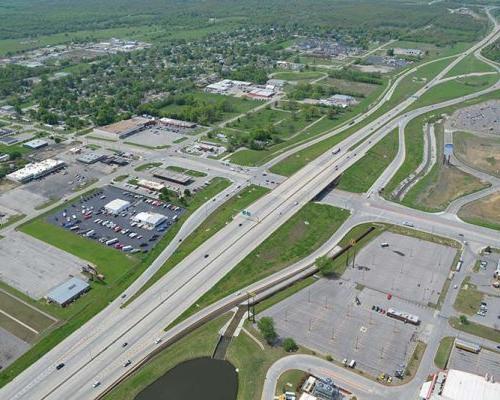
[[287, 82, 363, 100], [481, 39, 500, 63], [328, 68, 383, 85], [141, 94, 236, 126]]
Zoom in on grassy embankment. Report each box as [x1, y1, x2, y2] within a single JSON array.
[[125, 185, 270, 305], [168, 203, 351, 328]]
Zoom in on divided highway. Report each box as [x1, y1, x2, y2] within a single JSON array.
[[1, 11, 498, 400]]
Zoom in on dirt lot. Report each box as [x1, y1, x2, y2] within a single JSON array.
[[412, 164, 490, 211], [454, 131, 500, 178], [458, 191, 500, 230]]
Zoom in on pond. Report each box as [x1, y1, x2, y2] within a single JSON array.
[[135, 357, 238, 400]]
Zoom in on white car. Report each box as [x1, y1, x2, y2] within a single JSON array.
[[92, 381, 100, 388]]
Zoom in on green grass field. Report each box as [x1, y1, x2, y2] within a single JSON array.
[[449, 317, 500, 343], [454, 277, 483, 316], [0, 178, 230, 388], [409, 74, 498, 111], [337, 128, 398, 193], [126, 184, 269, 305], [159, 92, 260, 124], [272, 71, 326, 81], [134, 162, 162, 172], [444, 53, 496, 78], [169, 203, 350, 327]]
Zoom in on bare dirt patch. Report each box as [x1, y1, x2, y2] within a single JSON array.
[[454, 131, 500, 178]]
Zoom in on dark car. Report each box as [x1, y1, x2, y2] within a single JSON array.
[[56, 363, 65, 370]]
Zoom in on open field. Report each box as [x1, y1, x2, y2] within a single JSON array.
[[458, 191, 500, 231], [272, 71, 326, 81], [169, 203, 350, 327], [454, 131, 500, 178], [337, 128, 398, 193], [165, 165, 207, 177], [444, 53, 497, 77], [159, 91, 260, 124], [326, 78, 379, 97], [275, 369, 307, 396], [0, 178, 230, 387], [403, 123, 490, 212], [454, 277, 484, 316], [102, 314, 231, 400], [127, 185, 270, 304], [409, 74, 499, 111]]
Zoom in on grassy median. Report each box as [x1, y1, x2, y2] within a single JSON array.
[[168, 203, 350, 328]]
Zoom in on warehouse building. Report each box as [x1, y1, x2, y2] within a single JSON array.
[[93, 116, 154, 139], [77, 152, 106, 164], [132, 211, 167, 229], [137, 179, 165, 192], [104, 198, 130, 214], [420, 369, 500, 400], [6, 159, 66, 183], [46, 277, 90, 307], [159, 117, 197, 129], [23, 139, 49, 149]]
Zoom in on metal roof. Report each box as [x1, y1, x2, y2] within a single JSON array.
[[47, 277, 89, 305]]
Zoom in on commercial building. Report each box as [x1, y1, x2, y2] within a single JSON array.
[[76, 152, 106, 164], [137, 179, 165, 192], [0, 153, 9, 162], [93, 116, 154, 139], [23, 139, 49, 149], [205, 79, 252, 95], [152, 169, 192, 185], [6, 159, 65, 183], [300, 376, 341, 400], [319, 94, 358, 108], [420, 369, 500, 400], [46, 277, 90, 307], [247, 87, 275, 99], [132, 211, 167, 228], [393, 48, 423, 57], [159, 117, 197, 129], [104, 199, 130, 214]]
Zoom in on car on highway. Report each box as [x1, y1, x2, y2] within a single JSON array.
[[402, 221, 414, 227], [122, 342, 128, 348], [56, 363, 65, 370], [123, 360, 132, 367], [92, 381, 101, 388]]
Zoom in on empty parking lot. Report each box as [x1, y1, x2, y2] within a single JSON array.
[[261, 278, 435, 378], [343, 231, 457, 305], [448, 345, 500, 381]]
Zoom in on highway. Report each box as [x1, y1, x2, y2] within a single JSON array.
[[1, 9, 499, 400]]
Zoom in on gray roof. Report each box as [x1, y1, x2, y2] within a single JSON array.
[[47, 277, 89, 304]]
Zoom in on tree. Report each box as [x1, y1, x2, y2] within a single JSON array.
[[159, 188, 171, 201], [257, 317, 277, 344], [283, 337, 298, 352], [183, 188, 191, 197], [316, 255, 333, 275], [459, 315, 469, 325]]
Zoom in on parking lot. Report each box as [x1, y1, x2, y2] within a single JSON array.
[[469, 251, 500, 297], [46, 185, 185, 254], [343, 232, 457, 305], [124, 125, 192, 148], [261, 278, 435, 379], [448, 345, 500, 381], [0, 231, 88, 299], [0, 327, 30, 370]]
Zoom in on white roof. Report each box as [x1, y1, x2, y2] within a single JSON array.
[[441, 369, 500, 400], [104, 199, 130, 213], [6, 159, 64, 181], [299, 393, 317, 400], [133, 211, 166, 226]]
